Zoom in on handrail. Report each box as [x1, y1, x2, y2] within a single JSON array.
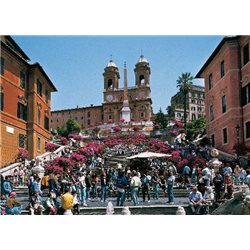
[[0, 162, 22, 177], [0, 144, 66, 177]]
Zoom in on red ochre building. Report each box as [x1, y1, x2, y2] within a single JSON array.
[[51, 56, 153, 131], [0, 36, 57, 168], [196, 36, 250, 155]]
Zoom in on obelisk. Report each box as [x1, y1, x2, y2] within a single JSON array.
[[121, 62, 131, 122]]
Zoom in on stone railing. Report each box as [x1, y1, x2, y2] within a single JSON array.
[[37, 145, 66, 163], [0, 162, 22, 178], [0, 144, 66, 178]]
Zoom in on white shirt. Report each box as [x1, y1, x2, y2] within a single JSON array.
[[79, 176, 86, 188], [130, 176, 141, 188], [203, 191, 214, 201]]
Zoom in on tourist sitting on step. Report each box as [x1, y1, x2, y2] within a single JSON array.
[[5, 192, 22, 215], [29, 191, 45, 215], [202, 186, 215, 214], [45, 191, 57, 215], [189, 186, 203, 215]]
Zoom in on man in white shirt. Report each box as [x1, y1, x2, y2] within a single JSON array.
[[189, 186, 203, 214], [130, 171, 141, 206], [202, 186, 215, 214]]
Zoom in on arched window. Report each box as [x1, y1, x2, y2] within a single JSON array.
[[108, 79, 113, 89], [139, 75, 145, 85]]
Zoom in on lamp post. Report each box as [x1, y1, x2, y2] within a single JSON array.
[[235, 124, 240, 164]]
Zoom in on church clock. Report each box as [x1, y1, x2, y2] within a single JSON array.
[[106, 94, 113, 102]]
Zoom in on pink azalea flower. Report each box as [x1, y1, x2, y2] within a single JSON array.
[[45, 142, 59, 152], [17, 148, 29, 160]]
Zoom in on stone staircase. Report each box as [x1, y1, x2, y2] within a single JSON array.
[[106, 154, 130, 166], [14, 186, 49, 213], [15, 184, 190, 215]]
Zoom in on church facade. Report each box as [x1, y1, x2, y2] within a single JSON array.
[[51, 55, 153, 131]]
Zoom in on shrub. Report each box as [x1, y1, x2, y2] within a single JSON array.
[[60, 137, 69, 145], [70, 153, 86, 163], [68, 134, 83, 141], [45, 157, 73, 174], [45, 142, 59, 152], [113, 126, 122, 133], [17, 148, 29, 160]]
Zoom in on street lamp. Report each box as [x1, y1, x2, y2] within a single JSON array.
[[235, 124, 240, 164]]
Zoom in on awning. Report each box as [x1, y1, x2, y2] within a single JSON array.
[[127, 151, 171, 159]]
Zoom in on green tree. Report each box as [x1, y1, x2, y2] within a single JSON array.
[[154, 108, 168, 129], [185, 116, 206, 140], [166, 105, 174, 118], [58, 118, 81, 137], [57, 126, 67, 137], [66, 118, 81, 135], [176, 72, 193, 127]]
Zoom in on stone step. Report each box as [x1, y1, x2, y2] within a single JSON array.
[[21, 204, 193, 215]]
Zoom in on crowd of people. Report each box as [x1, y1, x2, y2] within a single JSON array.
[[1, 137, 250, 215], [1, 157, 250, 215]]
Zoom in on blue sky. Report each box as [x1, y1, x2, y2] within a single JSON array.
[[13, 35, 223, 113]]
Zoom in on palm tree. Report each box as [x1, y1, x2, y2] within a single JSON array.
[[176, 72, 193, 127]]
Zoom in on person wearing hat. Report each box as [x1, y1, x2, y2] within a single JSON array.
[[5, 192, 22, 215]]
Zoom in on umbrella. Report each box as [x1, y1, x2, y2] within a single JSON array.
[[127, 151, 171, 159]]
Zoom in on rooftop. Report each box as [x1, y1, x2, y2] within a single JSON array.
[[195, 36, 239, 78], [106, 60, 118, 68], [137, 55, 148, 63]]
